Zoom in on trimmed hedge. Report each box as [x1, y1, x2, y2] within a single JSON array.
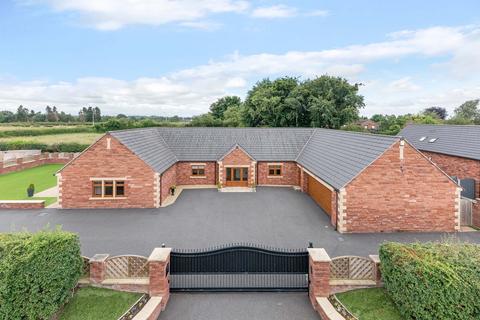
[[380, 241, 480, 320], [0, 126, 93, 138], [0, 141, 88, 152], [0, 230, 83, 319]]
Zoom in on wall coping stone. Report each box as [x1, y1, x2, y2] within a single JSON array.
[[308, 248, 331, 262], [368, 255, 380, 263], [102, 278, 149, 285], [0, 200, 44, 204], [90, 254, 109, 262], [316, 297, 345, 320], [132, 297, 162, 320], [148, 248, 171, 262]]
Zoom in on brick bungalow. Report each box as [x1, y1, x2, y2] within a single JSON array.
[[57, 127, 461, 233], [401, 124, 480, 226]]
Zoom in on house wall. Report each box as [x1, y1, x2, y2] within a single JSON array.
[[60, 135, 156, 208], [160, 164, 177, 205], [219, 147, 255, 187], [257, 161, 300, 186], [422, 151, 480, 198], [176, 161, 216, 186], [342, 141, 459, 233]]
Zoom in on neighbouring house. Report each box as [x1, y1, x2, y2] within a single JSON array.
[[355, 119, 379, 131], [400, 124, 480, 199], [57, 127, 461, 233]]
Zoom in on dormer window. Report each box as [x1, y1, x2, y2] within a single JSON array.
[[419, 137, 427, 141]]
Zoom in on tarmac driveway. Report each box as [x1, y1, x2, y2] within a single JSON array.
[[0, 187, 478, 257]]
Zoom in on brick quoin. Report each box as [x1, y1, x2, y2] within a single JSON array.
[[60, 135, 156, 208], [257, 161, 300, 186], [422, 151, 480, 198], [343, 141, 458, 232]]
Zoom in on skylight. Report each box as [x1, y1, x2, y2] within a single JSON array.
[[419, 136, 427, 141], [428, 138, 438, 143]]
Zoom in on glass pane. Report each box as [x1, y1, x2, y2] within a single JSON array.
[[94, 186, 102, 196], [276, 168, 281, 175], [116, 185, 124, 196], [234, 168, 241, 181], [242, 168, 248, 180], [199, 169, 205, 176], [269, 169, 275, 175], [226, 168, 232, 181], [104, 181, 113, 196]]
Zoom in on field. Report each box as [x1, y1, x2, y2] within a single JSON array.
[[0, 164, 63, 206], [0, 132, 102, 144], [59, 287, 141, 320]]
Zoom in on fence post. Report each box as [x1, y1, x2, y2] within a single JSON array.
[[369, 255, 382, 286], [89, 254, 109, 284], [148, 247, 171, 310], [308, 248, 331, 310]]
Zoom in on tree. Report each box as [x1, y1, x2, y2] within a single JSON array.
[[16, 105, 29, 122], [423, 106, 447, 120], [0, 111, 15, 123], [210, 96, 242, 120], [453, 99, 480, 124], [189, 113, 222, 127], [223, 105, 245, 127]]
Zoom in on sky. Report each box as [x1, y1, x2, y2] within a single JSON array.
[[0, 0, 479, 117]]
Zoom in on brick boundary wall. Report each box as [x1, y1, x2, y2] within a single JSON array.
[[0, 152, 76, 175], [0, 200, 45, 209], [422, 151, 480, 198]]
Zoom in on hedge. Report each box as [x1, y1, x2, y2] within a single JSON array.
[[380, 241, 480, 320], [0, 126, 93, 138], [0, 230, 83, 319], [0, 141, 89, 152]]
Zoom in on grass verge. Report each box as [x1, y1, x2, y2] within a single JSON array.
[[59, 287, 141, 320], [336, 288, 403, 320]]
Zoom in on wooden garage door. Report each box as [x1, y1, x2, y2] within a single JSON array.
[[308, 174, 332, 216]]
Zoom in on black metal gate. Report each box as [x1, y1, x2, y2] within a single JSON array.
[[169, 244, 309, 292]]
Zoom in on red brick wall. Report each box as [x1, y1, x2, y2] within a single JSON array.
[[60, 135, 156, 208], [219, 147, 255, 186], [422, 151, 480, 198], [176, 162, 216, 185], [0, 201, 45, 209], [257, 161, 300, 186], [343, 141, 458, 232], [160, 164, 176, 205]]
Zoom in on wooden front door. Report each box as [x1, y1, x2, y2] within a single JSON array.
[[225, 167, 249, 187]]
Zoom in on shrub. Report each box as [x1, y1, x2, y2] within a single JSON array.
[[0, 229, 83, 319], [0, 126, 93, 138], [0, 141, 88, 152], [380, 241, 480, 320]]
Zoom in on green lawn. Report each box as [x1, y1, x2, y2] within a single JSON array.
[[336, 288, 403, 320], [0, 164, 62, 205], [59, 287, 141, 320]]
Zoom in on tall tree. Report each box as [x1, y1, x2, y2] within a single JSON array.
[[16, 105, 29, 122], [453, 99, 480, 123], [210, 96, 242, 120], [423, 106, 447, 120]]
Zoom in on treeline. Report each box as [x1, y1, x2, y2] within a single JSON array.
[[190, 75, 365, 128], [348, 100, 480, 135]]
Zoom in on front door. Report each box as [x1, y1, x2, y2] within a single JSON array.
[[225, 167, 249, 187]]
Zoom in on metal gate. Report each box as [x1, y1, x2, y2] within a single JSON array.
[[169, 244, 309, 292]]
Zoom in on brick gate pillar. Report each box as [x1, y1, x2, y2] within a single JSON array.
[[308, 248, 331, 310], [89, 254, 109, 284], [148, 247, 171, 310], [369, 255, 382, 286]]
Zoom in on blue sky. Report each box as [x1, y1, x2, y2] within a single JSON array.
[[0, 0, 479, 117]]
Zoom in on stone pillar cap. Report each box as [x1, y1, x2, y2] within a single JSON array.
[[148, 248, 172, 262], [307, 248, 331, 262], [369, 255, 380, 263], [90, 254, 109, 262]]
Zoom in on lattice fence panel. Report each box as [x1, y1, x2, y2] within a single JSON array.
[[82, 256, 90, 278], [105, 255, 149, 279], [330, 256, 374, 280]]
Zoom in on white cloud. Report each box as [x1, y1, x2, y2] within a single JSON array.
[[25, 0, 250, 30], [251, 4, 297, 18], [0, 25, 479, 116]]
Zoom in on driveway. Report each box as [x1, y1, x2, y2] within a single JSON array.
[[160, 293, 318, 320], [0, 187, 478, 257]]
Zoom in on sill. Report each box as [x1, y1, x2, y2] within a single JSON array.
[[267, 176, 283, 178], [190, 176, 207, 179], [89, 197, 127, 200]]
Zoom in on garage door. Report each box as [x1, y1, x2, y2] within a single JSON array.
[[308, 174, 332, 216]]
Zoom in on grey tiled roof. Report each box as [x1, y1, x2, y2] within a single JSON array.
[[296, 129, 398, 189], [110, 127, 400, 189], [400, 124, 480, 161]]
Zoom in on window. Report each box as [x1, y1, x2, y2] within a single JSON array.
[[419, 136, 427, 141], [428, 138, 438, 143], [191, 165, 205, 176], [268, 164, 282, 176], [91, 180, 126, 198]]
